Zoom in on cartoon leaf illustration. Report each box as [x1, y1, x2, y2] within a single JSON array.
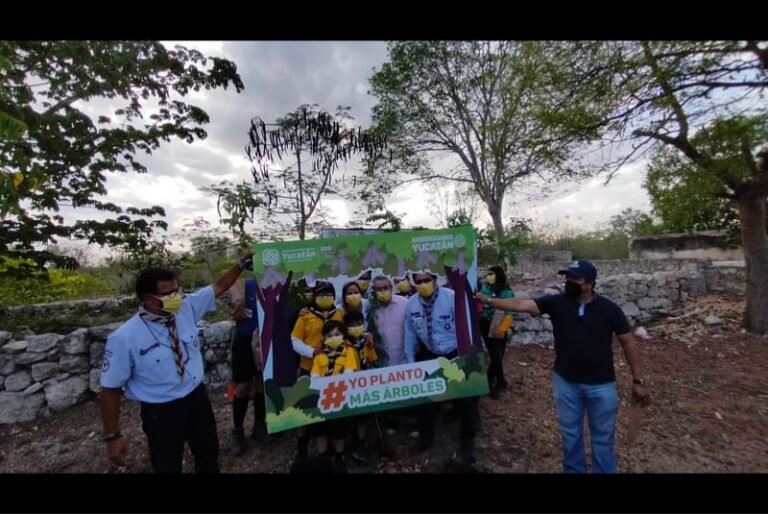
[[437, 357, 466, 382], [266, 406, 325, 433]]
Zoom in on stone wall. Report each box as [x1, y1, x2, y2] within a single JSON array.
[[703, 261, 746, 295], [508, 271, 707, 346], [0, 320, 233, 424], [507, 257, 706, 283], [0, 257, 748, 424], [2, 296, 137, 317], [629, 231, 742, 260]]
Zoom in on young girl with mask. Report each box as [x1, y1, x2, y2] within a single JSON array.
[[290, 281, 344, 462], [478, 265, 515, 399], [309, 320, 361, 472], [338, 280, 369, 317]]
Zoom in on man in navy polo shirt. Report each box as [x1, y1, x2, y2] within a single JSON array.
[[475, 260, 650, 473]]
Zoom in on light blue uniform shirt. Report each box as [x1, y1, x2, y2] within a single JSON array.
[[404, 287, 458, 362], [100, 286, 216, 404]]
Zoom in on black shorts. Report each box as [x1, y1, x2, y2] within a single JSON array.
[[231, 331, 257, 383]]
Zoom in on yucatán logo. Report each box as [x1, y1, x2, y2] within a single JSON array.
[[262, 249, 280, 266]]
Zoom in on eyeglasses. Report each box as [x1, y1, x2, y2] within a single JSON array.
[[154, 287, 182, 299], [413, 278, 433, 285], [373, 285, 391, 292]]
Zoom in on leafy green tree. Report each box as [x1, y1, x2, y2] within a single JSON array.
[[553, 40, 768, 333], [369, 41, 604, 250], [0, 41, 243, 276]]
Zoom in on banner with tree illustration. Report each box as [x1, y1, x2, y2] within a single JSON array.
[[251, 227, 488, 433]]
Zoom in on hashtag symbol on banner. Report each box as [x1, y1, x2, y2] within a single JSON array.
[[319, 380, 348, 412]]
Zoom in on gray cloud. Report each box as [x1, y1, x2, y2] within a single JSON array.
[[197, 42, 387, 159], [47, 42, 657, 264]]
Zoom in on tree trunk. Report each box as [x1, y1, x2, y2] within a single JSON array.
[[487, 200, 511, 268], [298, 219, 306, 241], [738, 193, 768, 334], [489, 203, 504, 243]]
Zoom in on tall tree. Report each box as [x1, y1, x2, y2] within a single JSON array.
[[208, 104, 388, 241], [0, 41, 244, 275], [556, 40, 768, 333], [368, 41, 603, 248]]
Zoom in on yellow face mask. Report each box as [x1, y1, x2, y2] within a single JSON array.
[[416, 282, 434, 298], [347, 326, 365, 339], [376, 290, 392, 303], [345, 293, 362, 307], [396, 281, 411, 293], [315, 296, 335, 310], [324, 335, 344, 350], [155, 292, 182, 314], [356, 280, 369, 293], [485, 273, 496, 285]]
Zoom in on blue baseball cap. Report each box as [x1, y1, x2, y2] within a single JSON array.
[[558, 260, 597, 282]]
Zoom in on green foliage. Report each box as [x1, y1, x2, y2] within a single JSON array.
[[369, 41, 607, 249], [365, 209, 402, 231], [478, 217, 535, 266], [446, 209, 473, 229], [0, 256, 115, 306], [606, 208, 663, 239], [528, 209, 665, 260], [644, 116, 768, 239], [1, 41, 243, 275]]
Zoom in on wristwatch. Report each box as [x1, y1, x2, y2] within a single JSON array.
[[632, 378, 647, 386], [238, 255, 253, 271], [103, 431, 122, 442]]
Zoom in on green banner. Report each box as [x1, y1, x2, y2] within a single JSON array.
[[253, 227, 475, 280], [252, 227, 488, 433]]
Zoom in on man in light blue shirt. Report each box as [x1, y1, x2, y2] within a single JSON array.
[[99, 252, 253, 473], [404, 270, 479, 463]]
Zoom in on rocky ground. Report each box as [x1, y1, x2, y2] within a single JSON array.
[[0, 294, 766, 473]]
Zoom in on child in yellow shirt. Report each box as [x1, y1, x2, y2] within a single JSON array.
[[310, 320, 360, 472]]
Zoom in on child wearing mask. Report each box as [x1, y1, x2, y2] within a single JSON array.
[[309, 320, 361, 472]]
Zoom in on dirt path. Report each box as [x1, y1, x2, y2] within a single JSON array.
[[1, 295, 766, 473]]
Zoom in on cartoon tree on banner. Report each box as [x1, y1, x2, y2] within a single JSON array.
[[397, 258, 407, 278], [361, 243, 386, 268], [444, 251, 482, 356], [255, 270, 296, 387], [416, 250, 437, 271], [330, 246, 349, 275]]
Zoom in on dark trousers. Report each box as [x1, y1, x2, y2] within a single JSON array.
[[140, 384, 220, 473], [415, 348, 478, 444], [480, 317, 508, 388]]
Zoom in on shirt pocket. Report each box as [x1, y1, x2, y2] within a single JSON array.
[[179, 327, 202, 360], [438, 314, 454, 332], [139, 346, 177, 382]]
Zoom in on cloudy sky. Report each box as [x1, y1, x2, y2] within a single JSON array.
[[68, 41, 652, 259]]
